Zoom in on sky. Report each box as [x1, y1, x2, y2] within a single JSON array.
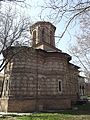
[[7, 0, 78, 53], [1, 0, 79, 53], [23, 0, 79, 53]]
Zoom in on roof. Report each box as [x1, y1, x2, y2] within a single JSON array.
[[69, 63, 80, 70], [34, 41, 62, 52], [36, 48, 71, 61], [3, 46, 71, 61], [30, 21, 56, 32]]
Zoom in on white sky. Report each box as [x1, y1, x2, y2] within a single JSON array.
[[24, 0, 79, 53], [7, 0, 79, 53], [1, 0, 79, 53]]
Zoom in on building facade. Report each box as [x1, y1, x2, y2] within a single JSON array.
[[0, 21, 80, 112]]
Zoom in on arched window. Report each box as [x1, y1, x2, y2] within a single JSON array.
[[33, 30, 36, 44], [42, 28, 45, 41], [58, 80, 62, 94], [82, 85, 85, 95], [50, 31, 54, 45]]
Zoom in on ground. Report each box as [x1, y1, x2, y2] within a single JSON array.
[[0, 113, 90, 120], [0, 103, 90, 120]]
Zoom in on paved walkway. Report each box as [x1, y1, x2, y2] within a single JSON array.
[[0, 112, 32, 117]]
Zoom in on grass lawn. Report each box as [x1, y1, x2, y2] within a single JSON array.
[[0, 112, 90, 120], [15, 114, 90, 120], [0, 103, 90, 120]]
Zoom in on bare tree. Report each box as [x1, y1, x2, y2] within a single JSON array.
[[0, 0, 25, 6], [0, 0, 31, 8], [40, 0, 90, 40], [39, 0, 90, 80], [0, 0, 24, 1], [0, 7, 31, 72], [69, 13, 90, 81]]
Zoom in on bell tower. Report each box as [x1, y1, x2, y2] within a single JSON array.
[[30, 21, 58, 52]]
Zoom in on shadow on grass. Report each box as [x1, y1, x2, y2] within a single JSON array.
[[57, 109, 90, 115], [40, 103, 90, 115]]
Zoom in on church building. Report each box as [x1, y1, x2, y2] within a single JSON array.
[[0, 21, 80, 112]]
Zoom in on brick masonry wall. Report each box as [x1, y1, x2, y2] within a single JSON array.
[[1, 98, 71, 112], [1, 47, 79, 112]]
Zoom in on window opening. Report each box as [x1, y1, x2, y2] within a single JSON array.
[[42, 28, 45, 41], [58, 80, 62, 93], [33, 30, 36, 44]]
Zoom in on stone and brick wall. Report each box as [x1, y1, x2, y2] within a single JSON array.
[[0, 47, 79, 112]]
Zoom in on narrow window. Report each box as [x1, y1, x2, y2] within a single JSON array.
[[58, 80, 62, 93], [80, 85, 81, 94], [42, 28, 45, 41], [50, 31, 53, 45], [33, 30, 36, 40], [82, 85, 85, 95], [33, 30, 36, 45]]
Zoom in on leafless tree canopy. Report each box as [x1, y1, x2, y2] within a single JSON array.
[[39, 0, 90, 80], [0, 6, 31, 72], [69, 13, 90, 80], [0, 0, 25, 2], [40, 0, 90, 39], [0, 0, 31, 8]]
